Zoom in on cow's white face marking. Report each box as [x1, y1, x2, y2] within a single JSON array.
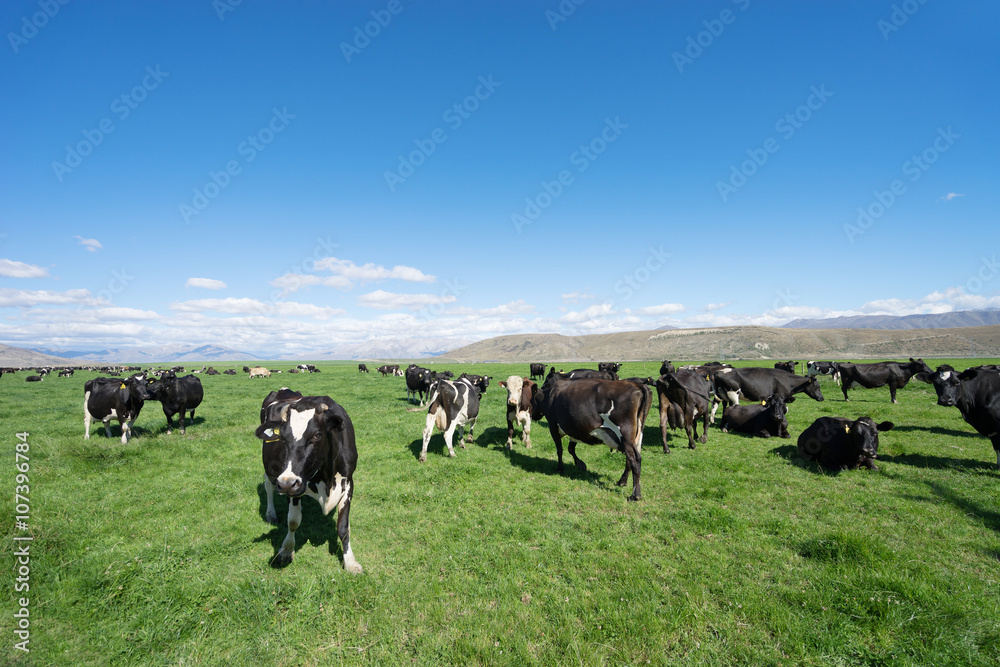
[[288, 408, 316, 440], [505, 375, 523, 406], [719, 368, 733, 374], [940, 371, 952, 381], [276, 461, 300, 488]]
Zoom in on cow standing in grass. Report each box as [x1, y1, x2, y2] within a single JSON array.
[[84, 374, 151, 444], [420, 376, 480, 462], [499, 376, 537, 450], [147, 371, 203, 435], [837, 358, 932, 403], [923, 365, 1000, 469], [256, 388, 362, 573]]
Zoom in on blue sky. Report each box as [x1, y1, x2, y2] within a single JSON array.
[[1, 1, 998, 357]]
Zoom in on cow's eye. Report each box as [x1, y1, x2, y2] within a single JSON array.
[[309, 433, 321, 444]]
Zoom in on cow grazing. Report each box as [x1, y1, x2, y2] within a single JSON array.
[[720, 394, 791, 438], [58, 369, 74, 377], [358, 364, 369, 373], [83, 374, 151, 443], [924, 366, 1000, 468], [256, 389, 362, 573], [249, 366, 271, 379], [773, 361, 796, 374], [710, 367, 824, 422], [377, 364, 399, 377], [529, 363, 546, 380], [837, 358, 932, 403], [531, 374, 649, 501], [405, 366, 436, 406], [807, 361, 841, 385], [420, 376, 480, 462], [243, 366, 251, 373], [655, 370, 712, 452], [797, 416, 894, 471], [147, 372, 204, 435], [499, 376, 537, 450], [659, 361, 675, 376]]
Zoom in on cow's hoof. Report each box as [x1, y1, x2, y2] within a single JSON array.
[[272, 549, 293, 568], [662, 447, 671, 454], [699, 436, 707, 444], [448, 451, 456, 458], [265, 511, 279, 525], [418, 454, 426, 463], [574, 460, 587, 472], [721, 427, 729, 434], [627, 494, 641, 502], [344, 558, 364, 575]]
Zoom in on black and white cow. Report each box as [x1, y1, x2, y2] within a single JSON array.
[[499, 376, 537, 450], [531, 374, 650, 501], [256, 389, 362, 573], [837, 358, 932, 403], [458, 373, 491, 396], [58, 368, 74, 377], [923, 366, 1000, 469], [710, 367, 824, 422], [358, 364, 369, 373], [807, 361, 841, 385], [797, 416, 894, 471], [83, 374, 151, 443], [655, 370, 712, 451], [720, 394, 791, 438], [529, 363, 546, 380], [377, 364, 399, 377], [147, 372, 204, 435], [420, 376, 480, 461]]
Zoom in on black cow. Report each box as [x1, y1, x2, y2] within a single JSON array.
[[223, 369, 237, 375], [256, 389, 362, 573], [598, 362, 622, 376], [837, 358, 932, 403], [711, 367, 824, 422], [147, 372, 204, 435], [531, 374, 649, 501], [529, 363, 546, 380], [358, 364, 369, 373], [924, 366, 1000, 469], [205, 367, 220, 376], [419, 376, 480, 461], [720, 394, 790, 438], [25, 375, 42, 382], [458, 373, 491, 396], [797, 416, 894, 471], [659, 361, 675, 376], [655, 370, 711, 451], [773, 361, 796, 374], [405, 366, 437, 405], [556, 368, 617, 381], [83, 374, 151, 443]]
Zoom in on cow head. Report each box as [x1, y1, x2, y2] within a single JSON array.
[[927, 366, 965, 407], [256, 397, 341, 497], [125, 373, 151, 402], [803, 376, 825, 401], [848, 417, 894, 461], [761, 394, 788, 423], [907, 358, 933, 377], [503, 375, 524, 407]]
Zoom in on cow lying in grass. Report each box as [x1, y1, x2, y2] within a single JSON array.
[[720, 394, 790, 438], [797, 416, 894, 471]]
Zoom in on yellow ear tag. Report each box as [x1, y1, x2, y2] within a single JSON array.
[[120, 383, 126, 389], [274, 428, 279, 436], [761, 400, 766, 406], [844, 425, 850, 433]]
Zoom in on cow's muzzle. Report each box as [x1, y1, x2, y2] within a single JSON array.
[[276, 476, 305, 497]]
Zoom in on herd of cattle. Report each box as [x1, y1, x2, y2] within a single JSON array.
[[11, 355, 998, 574]]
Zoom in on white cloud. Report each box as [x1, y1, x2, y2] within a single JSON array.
[[357, 290, 457, 310], [635, 303, 685, 316], [702, 302, 729, 312], [559, 302, 616, 324], [74, 236, 102, 252], [0, 288, 98, 307], [185, 277, 227, 290], [561, 291, 594, 304], [313, 257, 435, 284], [0, 259, 48, 279], [270, 273, 353, 296], [940, 192, 965, 201], [170, 297, 269, 315]]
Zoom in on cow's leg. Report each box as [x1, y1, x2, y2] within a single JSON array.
[[336, 492, 362, 575], [551, 428, 565, 473], [442, 423, 458, 457], [700, 409, 709, 444], [841, 379, 851, 401], [567, 440, 587, 471], [709, 397, 720, 425], [103, 417, 113, 439], [264, 476, 279, 524], [179, 409, 187, 435], [623, 443, 641, 501], [464, 417, 477, 445], [274, 496, 301, 567], [684, 411, 697, 449], [419, 413, 436, 462], [889, 384, 898, 404], [165, 411, 174, 435], [84, 393, 93, 439], [520, 414, 532, 448], [505, 417, 515, 449], [659, 403, 671, 453], [120, 416, 134, 444]]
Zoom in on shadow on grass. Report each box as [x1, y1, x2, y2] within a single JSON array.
[[253, 482, 341, 569], [877, 451, 997, 472], [149, 415, 206, 434], [768, 444, 857, 476], [889, 424, 980, 439], [916, 480, 1000, 539]]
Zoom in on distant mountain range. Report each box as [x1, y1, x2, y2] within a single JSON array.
[[782, 309, 1000, 330], [28, 344, 261, 363]]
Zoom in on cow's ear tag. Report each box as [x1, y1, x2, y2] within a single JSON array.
[[844, 425, 850, 434], [263, 428, 274, 438], [273, 428, 280, 436], [761, 400, 766, 406], [120, 383, 126, 389]]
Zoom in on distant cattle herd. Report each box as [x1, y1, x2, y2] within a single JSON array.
[[5, 355, 999, 574]]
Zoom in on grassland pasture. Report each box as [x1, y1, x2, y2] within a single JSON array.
[[2, 359, 999, 665]]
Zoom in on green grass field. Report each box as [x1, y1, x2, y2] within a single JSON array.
[[2, 359, 999, 666]]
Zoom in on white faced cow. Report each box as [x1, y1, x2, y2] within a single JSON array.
[[499, 375, 538, 450], [420, 376, 480, 462], [256, 389, 362, 574]]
